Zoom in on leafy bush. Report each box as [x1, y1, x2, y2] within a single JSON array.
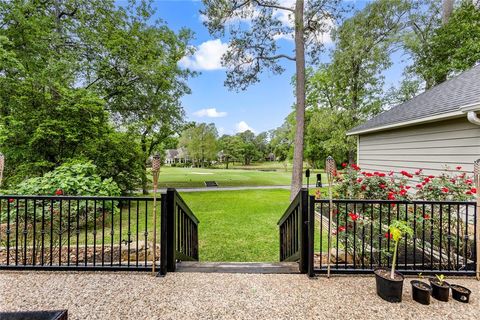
[[15, 161, 121, 196], [334, 164, 475, 201]]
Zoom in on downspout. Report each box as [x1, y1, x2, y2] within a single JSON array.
[[467, 111, 480, 125]]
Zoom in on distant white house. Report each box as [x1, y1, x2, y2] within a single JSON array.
[[164, 148, 189, 165], [348, 65, 480, 175]]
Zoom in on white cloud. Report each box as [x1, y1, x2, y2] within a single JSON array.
[[235, 121, 255, 133], [193, 108, 227, 118], [179, 39, 228, 71]]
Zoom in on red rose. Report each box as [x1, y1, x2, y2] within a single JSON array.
[[441, 187, 449, 193], [387, 192, 396, 200], [428, 175, 435, 179], [415, 169, 423, 175], [466, 191, 472, 195], [456, 166, 462, 170], [405, 186, 411, 190], [342, 162, 347, 168], [416, 184, 423, 189], [378, 173, 386, 177], [361, 185, 367, 191], [357, 178, 363, 183], [385, 232, 393, 239], [466, 179, 473, 185], [55, 189, 63, 196], [379, 184, 386, 189], [348, 212, 359, 221], [399, 189, 407, 196], [423, 214, 430, 220], [424, 177, 430, 183], [338, 226, 346, 232], [471, 188, 477, 194], [8, 198, 14, 203]]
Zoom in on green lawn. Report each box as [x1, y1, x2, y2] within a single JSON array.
[[157, 166, 325, 188], [181, 189, 328, 262]]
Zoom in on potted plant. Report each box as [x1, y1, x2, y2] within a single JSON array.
[[451, 284, 471, 303], [429, 274, 450, 302], [411, 274, 432, 305], [374, 220, 413, 303]]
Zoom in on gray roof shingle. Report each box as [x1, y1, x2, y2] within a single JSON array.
[[348, 64, 480, 134]]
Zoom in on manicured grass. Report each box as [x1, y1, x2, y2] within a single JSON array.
[[157, 166, 326, 188], [181, 189, 328, 262]]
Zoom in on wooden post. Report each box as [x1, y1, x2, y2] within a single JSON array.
[[325, 156, 336, 278], [474, 159, 480, 280], [151, 154, 161, 275]]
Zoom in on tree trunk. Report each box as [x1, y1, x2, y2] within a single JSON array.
[[442, 0, 454, 24], [290, 0, 306, 201]]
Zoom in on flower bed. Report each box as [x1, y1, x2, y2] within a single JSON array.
[[314, 164, 477, 272]]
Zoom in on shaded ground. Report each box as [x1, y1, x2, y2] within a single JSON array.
[[1, 271, 478, 320]]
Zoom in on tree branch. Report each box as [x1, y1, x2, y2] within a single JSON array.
[[251, 0, 295, 13], [258, 54, 296, 61]]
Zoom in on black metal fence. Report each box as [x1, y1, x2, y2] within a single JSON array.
[[279, 189, 478, 277], [0, 189, 199, 274]]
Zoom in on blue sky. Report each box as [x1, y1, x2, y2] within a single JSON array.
[[125, 0, 407, 135]]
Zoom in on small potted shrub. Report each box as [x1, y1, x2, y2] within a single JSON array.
[[374, 220, 413, 303], [411, 274, 432, 305], [451, 284, 471, 303], [429, 274, 450, 302]]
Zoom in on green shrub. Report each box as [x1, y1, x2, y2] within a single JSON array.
[[15, 161, 121, 196]]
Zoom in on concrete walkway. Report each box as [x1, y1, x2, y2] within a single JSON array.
[[1, 271, 478, 320]]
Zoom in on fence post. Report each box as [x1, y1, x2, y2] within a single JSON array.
[[166, 188, 176, 272], [158, 193, 168, 276], [308, 195, 315, 277], [299, 188, 309, 274]]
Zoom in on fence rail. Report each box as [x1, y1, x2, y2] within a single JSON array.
[[313, 198, 477, 275], [0, 190, 200, 275]]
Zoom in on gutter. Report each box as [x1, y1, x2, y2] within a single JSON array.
[[346, 111, 464, 136], [460, 103, 480, 126], [348, 102, 480, 136]]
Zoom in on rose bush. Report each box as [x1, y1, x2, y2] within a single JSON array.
[[334, 164, 475, 201], [317, 163, 476, 270]]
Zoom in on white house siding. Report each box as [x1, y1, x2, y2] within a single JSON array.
[[357, 117, 480, 176]]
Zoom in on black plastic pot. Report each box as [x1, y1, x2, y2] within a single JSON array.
[[451, 284, 471, 303], [429, 278, 450, 302], [411, 280, 432, 305], [374, 268, 405, 303]]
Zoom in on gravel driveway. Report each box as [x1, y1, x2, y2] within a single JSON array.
[[0, 271, 478, 320]]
